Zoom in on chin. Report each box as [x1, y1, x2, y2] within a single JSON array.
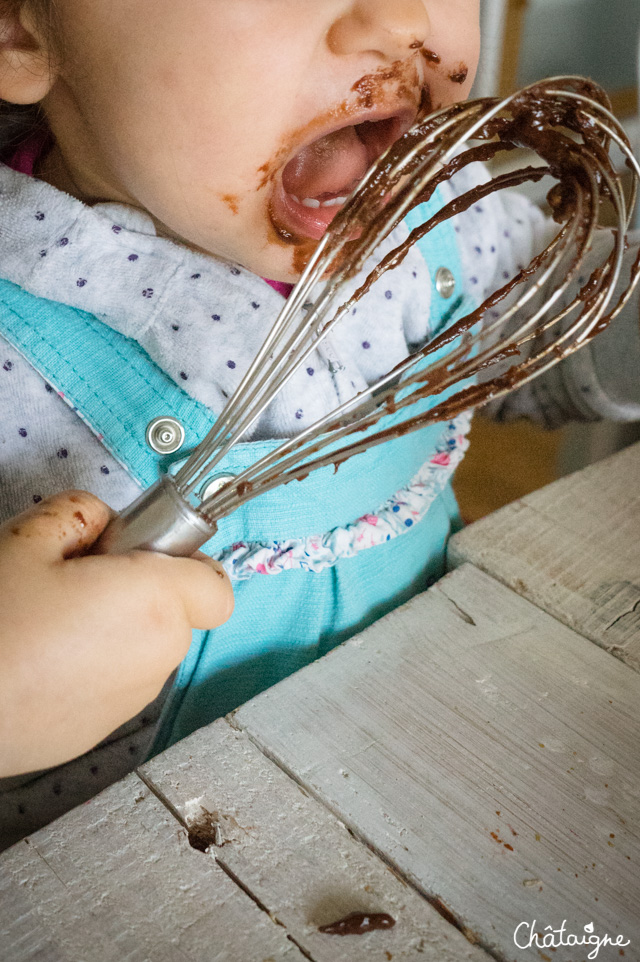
[[241, 249, 306, 284], [176, 211, 302, 282]]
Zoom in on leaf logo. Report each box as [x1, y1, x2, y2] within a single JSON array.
[[584, 922, 594, 933]]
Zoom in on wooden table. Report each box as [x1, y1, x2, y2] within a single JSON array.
[[449, 440, 640, 672], [2, 444, 639, 962]]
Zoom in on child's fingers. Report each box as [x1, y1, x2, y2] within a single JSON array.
[[164, 553, 235, 630], [0, 492, 234, 630], [0, 490, 113, 563]]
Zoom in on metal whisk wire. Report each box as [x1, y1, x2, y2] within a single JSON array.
[[95, 76, 640, 557]]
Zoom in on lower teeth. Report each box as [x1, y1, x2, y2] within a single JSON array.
[[321, 196, 348, 207], [290, 194, 348, 209]]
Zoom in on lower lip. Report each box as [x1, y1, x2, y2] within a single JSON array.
[[269, 178, 398, 244], [269, 179, 348, 242]]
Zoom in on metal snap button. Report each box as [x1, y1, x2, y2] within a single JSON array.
[[200, 473, 236, 502], [145, 416, 185, 455], [435, 266, 456, 299]]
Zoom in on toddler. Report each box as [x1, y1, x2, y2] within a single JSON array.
[[0, 0, 639, 849]]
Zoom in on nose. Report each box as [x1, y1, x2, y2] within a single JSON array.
[[327, 0, 431, 60]]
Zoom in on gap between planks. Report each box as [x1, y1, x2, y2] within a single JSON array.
[[229, 563, 640, 960], [135, 764, 317, 962], [221, 713, 498, 960]]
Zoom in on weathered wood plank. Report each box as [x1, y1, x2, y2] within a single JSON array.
[[0, 771, 304, 962], [448, 441, 640, 670], [233, 564, 640, 962], [141, 719, 492, 962]]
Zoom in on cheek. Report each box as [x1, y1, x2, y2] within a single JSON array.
[[424, 4, 480, 103], [136, 54, 286, 194]]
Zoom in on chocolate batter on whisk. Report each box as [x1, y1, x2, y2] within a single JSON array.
[[95, 77, 639, 557]]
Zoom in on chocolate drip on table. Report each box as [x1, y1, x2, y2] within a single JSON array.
[[318, 911, 396, 936]]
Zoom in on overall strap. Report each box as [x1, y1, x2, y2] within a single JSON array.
[[0, 278, 218, 489], [0, 185, 469, 521], [404, 201, 467, 335]]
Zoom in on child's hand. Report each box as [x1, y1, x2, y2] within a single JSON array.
[[0, 490, 234, 777]]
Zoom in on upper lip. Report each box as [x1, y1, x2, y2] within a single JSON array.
[[276, 100, 421, 191]]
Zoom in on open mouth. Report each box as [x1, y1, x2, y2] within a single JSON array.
[[270, 111, 415, 241]]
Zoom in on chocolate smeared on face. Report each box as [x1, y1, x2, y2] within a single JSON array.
[[351, 59, 419, 112], [220, 193, 240, 215], [421, 48, 441, 66], [263, 59, 425, 269], [260, 60, 420, 190], [449, 65, 469, 84]]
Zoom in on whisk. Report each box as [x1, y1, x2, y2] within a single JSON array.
[[94, 76, 640, 557]]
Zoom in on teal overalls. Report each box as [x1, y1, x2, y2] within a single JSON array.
[[0, 197, 474, 757]]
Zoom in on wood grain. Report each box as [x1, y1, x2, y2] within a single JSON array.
[[141, 719, 491, 962], [233, 564, 640, 962], [449, 441, 640, 670], [0, 771, 304, 962]]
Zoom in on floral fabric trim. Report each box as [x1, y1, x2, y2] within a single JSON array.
[[215, 412, 472, 580]]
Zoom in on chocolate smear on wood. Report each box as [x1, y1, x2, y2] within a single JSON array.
[[318, 911, 396, 935]]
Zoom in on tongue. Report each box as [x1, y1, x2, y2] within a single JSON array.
[[282, 125, 369, 199]]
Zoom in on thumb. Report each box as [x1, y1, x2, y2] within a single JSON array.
[[0, 490, 114, 564], [159, 553, 235, 630]]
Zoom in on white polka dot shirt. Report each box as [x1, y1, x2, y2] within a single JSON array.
[[1, 158, 639, 850]]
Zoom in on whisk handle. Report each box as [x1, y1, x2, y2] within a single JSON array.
[[92, 476, 216, 557]]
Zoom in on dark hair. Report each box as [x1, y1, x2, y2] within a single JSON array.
[[0, 0, 60, 160]]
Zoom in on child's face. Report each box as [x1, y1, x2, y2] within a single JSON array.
[[38, 0, 480, 280]]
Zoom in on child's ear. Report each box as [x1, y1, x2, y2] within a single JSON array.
[[0, 5, 57, 104]]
